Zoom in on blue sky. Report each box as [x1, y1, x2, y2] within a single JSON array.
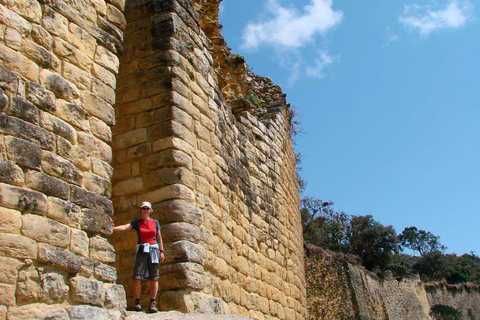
[[219, 0, 480, 255]]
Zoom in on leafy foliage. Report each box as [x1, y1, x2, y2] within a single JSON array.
[[430, 304, 462, 320], [399, 226, 446, 256]]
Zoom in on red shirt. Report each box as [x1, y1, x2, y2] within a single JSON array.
[[130, 219, 160, 245]]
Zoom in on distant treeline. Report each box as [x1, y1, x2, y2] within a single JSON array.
[[301, 197, 480, 283]]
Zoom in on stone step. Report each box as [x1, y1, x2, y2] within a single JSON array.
[[125, 311, 256, 320]]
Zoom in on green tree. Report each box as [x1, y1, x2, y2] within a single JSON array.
[[399, 226, 446, 256], [348, 215, 400, 271], [413, 251, 455, 282]]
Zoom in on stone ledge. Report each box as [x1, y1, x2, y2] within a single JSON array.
[[125, 311, 255, 320]]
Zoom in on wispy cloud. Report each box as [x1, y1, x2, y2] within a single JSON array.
[[400, 0, 474, 37], [240, 0, 343, 84]]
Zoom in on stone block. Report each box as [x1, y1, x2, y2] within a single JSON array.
[[0, 233, 36, 259], [56, 137, 90, 171], [55, 99, 90, 130], [83, 172, 111, 197], [94, 263, 116, 282], [0, 206, 21, 234], [114, 128, 147, 150], [161, 222, 202, 244], [68, 23, 96, 59], [1, 115, 56, 150], [89, 236, 115, 263], [42, 6, 68, 38], [78, 257, 96, 278], [0, 256, 23, 284], [69, 277, 105, 307], [145, 149, 193, 171], [40, 112, 77, 144], [92, 78, 116, 104], [91, 158, 114, 180], [41, 70, 80, 103], [90, 117, 112, 143], [112, 176, 143, 197], [0, 160, 24, 186], [6, 305, 69, 320], [164, 240, 205, 265], [82, 92, 115, 125], [16, 264, 42, 303], [0, 4, 32, 35], [5, 27, 22, 50], [0, 305, 5, 319], [69, 305, 111, 320], [3, 0, 42, 23], [81, 208, 113, 235], [53, 36, 91, 71], [70, 228, 89, 257], [104, 284, 127, 309], [0, 182, 47, 214], [0, 91, 7, 112], [22, 214, 70, 248], [22, 39, 60, 71], [63, 61, 90, 90], [0, 283, 15, 306], [106, 4, 126, 30], [155, 199, 202, 226], [143, 183, 195, 204], [144, 167, 195, 190], [41, 271, 68, 303], [92, 63, 116, 88], [4, 135, 41, 169], [77, 131, 112, 162], [25, 170, 70, 199], [38, 243, 81, 273], [94, 45, 119, 74], [26, 81, 56, 112], [31, 24, 53, 49], [0, 43, 38, 81], [0, 64, 20, 92], [47, 197, 82, 227], [9, 98, 39, 124], [159, 262, 205, 291]]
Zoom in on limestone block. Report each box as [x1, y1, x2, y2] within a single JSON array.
[[94, 45, 119, 74], [40, 71, 80, 103], [69, 305, 111, 320], [0, 161, 24, 186], [0, 206, 22, 234], [40, 112, 77, 144], [22, 39, 61, 71], [0, 257, 23, 284], [41, 272, 68, 303], [164, 240, 205, 265], [47, 197, 82, 227], [144, 167, 195, 190], [26, 81, 56, 112], [114, 128, 147, 150], [16, 265, 42, 303], [53, 37, 91, 71], [0, 182, 47, 214], [5, 27, 22, 50], [42, 7, 68, 38], [0, 233, 36, 259], [89, 236, 115, 263], [159, 262, 205, 291], [77, 131, 112, 162], [31, 24, 53, 49], [6, 305, 69, 320], [38, 243, 81, 273], [145, 149, 193, 171], [25, 170, 70, 199], [2, 0, 42, 23], [0, 283, 15, 306], [92, 63, 116, 88], [89, 0, 107, 15], [9, 98, 39, 124], [106, 4, 126, 30], [0, 43, 39, 81], [121, 98, 153, 116], [92, 158, 114, 180], [0, 305, 5, 319], [78, 257, 95, 278], [82, 92, 115, 125], [80, 208, 113, 235], [90, 117, 112, 143], [94, 263, 116, 282], [143, 183, 195, 204], [63, 62, 91, 90], [0, 4, 32, 35], [22, 214, 70, 248], [57, 137, 90, 171], [69, 277, 105, 306], [125, 142, 152, 161], [70, 228, 89, 257], [68, 23, 96, 59], [55, 99, 90, 130], [104, 284, 127, 309], [5, 135, 41, 169], [84, 172, 111, 197]]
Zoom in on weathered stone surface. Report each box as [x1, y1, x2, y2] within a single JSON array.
[[56, 99, 90, 130], [57, 137, 90, 170], [78, 257, 96, 278], [53, 36, 92, 71], [22, 214, 70, 248], [25, 170, 70, 200], [1, 115, 56, 151], [0, 283, 15, 306], [89, 236, 115, 263], [92, 63, 116, 88], [6, 304, 69, 320], [161, 222, 202, 243], [42, 6, 68, 38], [94, 263, 116, 282], [106, 4, 126, 30], [81, 208, 113, 235], [68, 23, 96, 58], [31, 24, 53, 49], [63, 60, 91, 90], [42, 151, 83, 185], [164, 240, 205, 265], [41, 71, 79, 102], [0, 233, 36, 259], [9, 98, 39, 124], [0, 43, 38, 81], [0, 206, 22, 234], [90, 116, 112, 143], [47, 197, 82, 228], [82, 92, 115, 125], [70, 228, 89, 257], [0, 256, 23, 284], [4, 135, 41, 169], [91, 158, 114, 180], [0, 4, 32, 35], [69, 305, 111, 320], [104, 284, 127, 309], [26, 81, 56, 112], [94, 45, 119, 74], [40, 112, 76, 143], [77, 131, 112, 163], [16, 264, 43, 303], [22, 39, 61, 70], [38, 243, 81, 273], [41, 271, 68, 303], [3, 0, 42, 24], [5, 27, 23, 50], [69, 276, 105, 306], [159, 262, 205, 291], [0, 183, 47, 214], [0, 160, 24, 186]]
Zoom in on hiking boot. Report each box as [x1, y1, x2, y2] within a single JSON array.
[[148, 300, 158, 313], [133, 301, 142, 312]]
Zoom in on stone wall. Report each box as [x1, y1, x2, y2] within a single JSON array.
[[0, 0, 306, 319], [0, 0, 127, 318], [109, 0, 306, 319], [426, 282, 480, 319]]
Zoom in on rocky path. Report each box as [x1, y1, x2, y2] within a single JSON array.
[[125, 311, 256, 320]]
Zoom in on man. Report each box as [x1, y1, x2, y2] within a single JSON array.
[[112, 201, 165, 312]]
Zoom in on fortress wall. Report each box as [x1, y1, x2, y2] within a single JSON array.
[[110, 0, 307, 319], [426, 282, 480, 319], [0, 0, 127, 318]]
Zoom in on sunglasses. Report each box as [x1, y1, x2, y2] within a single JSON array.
[[140, 207, 150, 211]]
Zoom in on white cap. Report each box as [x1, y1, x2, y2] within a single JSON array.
[[140, 201, 152, 209]]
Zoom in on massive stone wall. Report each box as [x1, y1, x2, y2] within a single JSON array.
[[0, 0, 306, 319], [426, 282, 480, 319]]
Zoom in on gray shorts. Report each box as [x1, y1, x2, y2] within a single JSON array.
[[133, 251, 159, 280]]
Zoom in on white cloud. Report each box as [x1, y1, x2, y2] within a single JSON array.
[[305, 51, 339, 78], [242, 0, 343, 50], [400, 0, 474, 36]]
